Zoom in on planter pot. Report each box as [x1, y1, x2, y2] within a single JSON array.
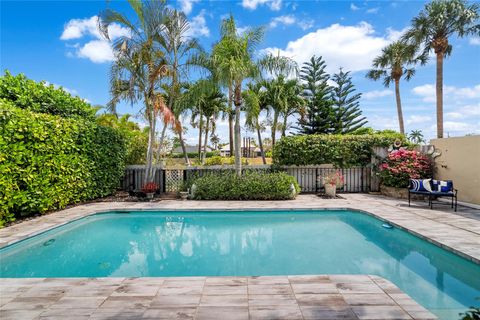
[[380, 185, 425, 200], [179, 191, 189, 200], [324, 184, 336, 197], [146, 192, 155, 200]]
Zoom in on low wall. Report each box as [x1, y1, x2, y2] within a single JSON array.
[[431, 135, 480, 205]]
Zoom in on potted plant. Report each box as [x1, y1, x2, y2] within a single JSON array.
[[322, 171, 344, 197], [141, 182, 158, 200]]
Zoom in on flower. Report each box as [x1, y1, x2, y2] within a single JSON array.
[[142, 182, 158, 193], [378, 149, 432, 188], [321, 171, 345, 187]]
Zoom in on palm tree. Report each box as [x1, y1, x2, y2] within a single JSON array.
[[210, 15, 264, 175], [402, 0, 480, 138], [160, 8, 202, 166], [366, 41, 426, 135], [409, 129, 425, 144], [243, 82, 268, 164], [280, 79, 304, 137], [99, 0, 175, 185]]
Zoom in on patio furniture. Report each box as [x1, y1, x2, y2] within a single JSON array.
[[408, 179, 458, 211]]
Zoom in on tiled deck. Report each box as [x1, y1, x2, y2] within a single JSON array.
[[1, 194, 479, 320], [0, 275, 436, 320]]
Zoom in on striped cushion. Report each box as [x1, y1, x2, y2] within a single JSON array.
[[410, 179, 432, 192], [431, 180, 453, 193]]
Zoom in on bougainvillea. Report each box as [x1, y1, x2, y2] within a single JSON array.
[[378, 149, 433, 188]]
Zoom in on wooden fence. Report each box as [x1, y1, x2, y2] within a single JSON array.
[[121, 165, 375, 194]]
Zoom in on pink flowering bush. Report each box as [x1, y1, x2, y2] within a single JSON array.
[[378, 149, 433, 188], [321, 171, 345, 188]]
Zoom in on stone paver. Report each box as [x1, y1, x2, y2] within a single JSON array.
[[0, 276, 438, 319]]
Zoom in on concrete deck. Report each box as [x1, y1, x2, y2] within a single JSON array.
[[1, 194, 479, 320], [0, 275, 436, 320]]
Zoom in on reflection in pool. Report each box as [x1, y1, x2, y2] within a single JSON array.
[[1, 210, 479, 319]]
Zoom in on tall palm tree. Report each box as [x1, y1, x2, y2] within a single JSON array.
[[99, 0, 175, 185], [366, 41, 425, 134], [159, 8, 202, 166], [211, 15, 264, 175], [402, 0, 480, 138], [280, 79, 305, 137], [243, 82, 268, 164]]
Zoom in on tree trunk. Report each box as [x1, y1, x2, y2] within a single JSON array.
[[156, 121, 168, 164], [144, 108, 156, 185], [281, 114, 288, 137], [234, 83, 242, 176], [394, 78, 405, 135], [178, 125, 190, 166], [271, 110, 279, 146], [256, 120, 266, 165], [198, 112, 203, 159], [436, 53, 444, 138], [228, 84, 234, 157], [202, 117, 210, 165]]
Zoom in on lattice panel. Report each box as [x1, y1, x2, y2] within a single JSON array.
[[165, 169, 183, 192]]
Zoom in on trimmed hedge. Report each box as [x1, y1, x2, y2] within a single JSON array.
[[273, 133, 407, 167], [0, 71, 96, 119], [189, 172, 300, 200], [0, 101, 126, 226], [170, 151, 220, 158]]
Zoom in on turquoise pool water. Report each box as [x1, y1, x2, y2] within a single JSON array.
[[0, 210, 479, 319]]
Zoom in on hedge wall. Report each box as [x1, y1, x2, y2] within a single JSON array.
[[0, 71, 96, 119], [190, 171, 300, 200], [0, 101, 126, 226], [272, 133, 406, 167]]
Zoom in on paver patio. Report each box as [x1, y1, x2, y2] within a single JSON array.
[[1, 194, 479, 320]]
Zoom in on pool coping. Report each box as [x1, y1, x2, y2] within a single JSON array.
[[1, 195, 479, 265]]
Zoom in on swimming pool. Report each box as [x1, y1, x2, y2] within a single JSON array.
[[1, 209, 478, 319]]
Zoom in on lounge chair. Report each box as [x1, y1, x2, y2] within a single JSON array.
[[408, 179, 458, 212]]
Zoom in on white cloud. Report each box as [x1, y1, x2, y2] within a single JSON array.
[[445, 103, 480, 119], [366, 7, 380, 14], [185, 10, 210, 38], [77, 40, 115, 63], [60, 16, 130, 63], [350, 3, 359, 11], [363, 89, 393, 100], [269, 15, 296, 28], [269, 15, 314, 31], [469, 37, 480, 45], [179, 0, 199, 15], [44, 82, 78, 95], [262, 22, 400, 73], [242, 0, 282, 11], [406, 115, 432, 125], [412, 84, 480, 102]]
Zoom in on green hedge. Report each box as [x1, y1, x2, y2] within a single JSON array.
[[189, 172, 300, 200], [0, 71, 96, 119], [170, 151, 220, 159], [273, 133, 407, 167], [0, 101, 126, 226]]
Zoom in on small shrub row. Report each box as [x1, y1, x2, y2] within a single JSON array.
[[170, 151, 220, 159], [189, 171, 300, 200], [273, 133, 407, 167], [0, 101, 126, 226]]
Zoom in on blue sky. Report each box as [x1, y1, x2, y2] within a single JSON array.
[[1, 0, 479, 144]]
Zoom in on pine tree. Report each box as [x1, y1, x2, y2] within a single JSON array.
[[294, 56, 336, 134], [331, 68, 367, 134]]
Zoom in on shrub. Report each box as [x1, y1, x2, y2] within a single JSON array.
[[0, 101, 126, 226], [170, 151, 220, 159], [378, 149, 433, 188], [204, 156, 224, 166], [189, 171, 300, 200], [273, 133, 407, 167], [0, 71, 96, 120]]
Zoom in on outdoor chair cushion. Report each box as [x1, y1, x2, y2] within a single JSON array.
[[431, 180, 453, 193], [410, 179, 432, 192]]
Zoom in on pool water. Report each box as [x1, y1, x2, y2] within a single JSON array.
[[1, 210, 479, 319]]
